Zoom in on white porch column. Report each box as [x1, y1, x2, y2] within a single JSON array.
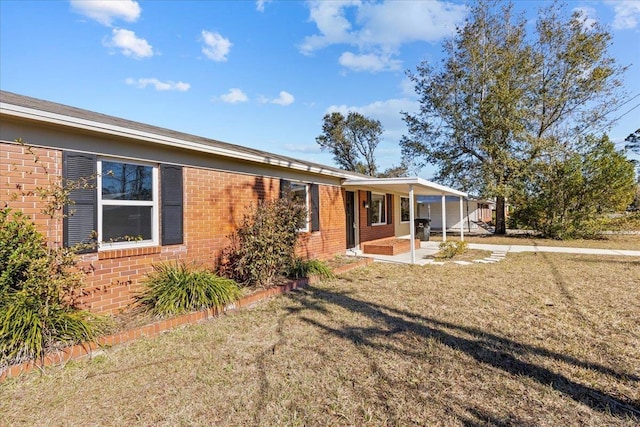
[[409, 184, 416, 264], [459, 196, 464, 241], [441, 194, 447, 242]]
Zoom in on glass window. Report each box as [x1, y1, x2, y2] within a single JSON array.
[[98, 159, 158, 247], [371, 193, 386, 225], [290, 182, 310, 231], [101, 161, 153, 201], [401, 197, 410, 222]]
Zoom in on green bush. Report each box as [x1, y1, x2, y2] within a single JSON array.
[[218, 197, 306, 288], [288, 258, 335, 280], [0, 208, 108, 368], [0, 292, 108, 366], [437, 241, 468, 259], [137, 261, 241, 317]]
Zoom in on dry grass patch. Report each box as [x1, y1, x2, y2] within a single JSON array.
[[1, 253, 638, 426]]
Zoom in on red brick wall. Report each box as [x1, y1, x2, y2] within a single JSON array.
[[2, 142, 347, 314], [357, 190, 395, 244], [297, 185, 346, 260], [1, 142, 63, 244]]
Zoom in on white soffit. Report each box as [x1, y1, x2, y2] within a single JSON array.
[[342, 177, 467, 197]]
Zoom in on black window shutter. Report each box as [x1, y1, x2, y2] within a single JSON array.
[[366, 191, 372, 226], [161, 164, 183, 245], [386, 194, 393, 225], [280, 179, 291, 198], [310, 184, 320, 232], [63, 151, 97, 253]]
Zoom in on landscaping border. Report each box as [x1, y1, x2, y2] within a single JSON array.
[[0, 257, 372, 381]]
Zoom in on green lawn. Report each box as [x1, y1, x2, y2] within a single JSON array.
[[1, 253, 639, 426]]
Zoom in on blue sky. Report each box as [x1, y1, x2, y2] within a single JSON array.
[[1, 0, 639, 177]]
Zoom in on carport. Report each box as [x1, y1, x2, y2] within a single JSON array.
[[341, 177, 468, 264]]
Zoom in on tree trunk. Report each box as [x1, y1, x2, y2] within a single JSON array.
[[495, 196, 506, 235]]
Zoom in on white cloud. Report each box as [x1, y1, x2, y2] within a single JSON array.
[[106, 28, 153, 58], [283, 144, 322, 153], [219, 88, 248, 104], [271, 91, 295, 106], [201, 30, 232, 61], [327, 97, 418, 141], [299, 1, 467, 72], [605, 1, 640, 30], [399, 78, 416, 97], [256, 0, 271, 12], [125, 78, 190, 91], [70, 0, 141, 26], [573, 6, 598, 30], [339, 52, 401, 72], [299, 0, 359, 54]]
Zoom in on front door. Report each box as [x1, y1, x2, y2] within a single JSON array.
[[345, 191, 356, 249]]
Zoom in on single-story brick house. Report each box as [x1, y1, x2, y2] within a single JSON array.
[[1, 91, 466, 314]]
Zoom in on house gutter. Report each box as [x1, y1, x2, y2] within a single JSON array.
[[1, 102, 362, 181]]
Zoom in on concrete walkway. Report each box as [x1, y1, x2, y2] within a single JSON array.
[[420, 241, 640, 257], [352, 240, 639, 266]]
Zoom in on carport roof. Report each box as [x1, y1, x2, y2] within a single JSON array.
[[342, 177, 467, 198]]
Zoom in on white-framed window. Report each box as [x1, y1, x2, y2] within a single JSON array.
[[290, 181, 310, 232], [400, 197, 410, 222], [371, 193, 386, 225], [97, 158, 159, 249]]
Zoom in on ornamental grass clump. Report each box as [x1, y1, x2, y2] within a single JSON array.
[[288, 258, 335, 280], [137, 261, 241, 318], [0, 208, 108, 369]]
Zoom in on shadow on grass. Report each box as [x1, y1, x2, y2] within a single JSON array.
[[567, 257, 640, 266], [286, 286, 640, 420]]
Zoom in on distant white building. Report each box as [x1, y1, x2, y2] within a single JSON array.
[[417, 196, 495, 232]]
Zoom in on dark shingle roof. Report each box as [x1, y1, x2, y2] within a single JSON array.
[[1, 90, 364, 179]]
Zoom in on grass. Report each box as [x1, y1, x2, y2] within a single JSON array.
[[436, 233, 640, 250], [1, 253, 639, 426]]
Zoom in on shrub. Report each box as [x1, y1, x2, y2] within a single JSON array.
[[219, 197, 306, 288], [437, 241, 468, 259], [288, 258, 335, 280], [0, 208, 108, 368], [0, 291, 108, 367], [137, 261, 241, 317]]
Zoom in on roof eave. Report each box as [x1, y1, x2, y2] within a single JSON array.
[[1, 102, 361, 180]]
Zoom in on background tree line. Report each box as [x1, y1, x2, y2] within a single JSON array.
[[317, 0, 637, 239]]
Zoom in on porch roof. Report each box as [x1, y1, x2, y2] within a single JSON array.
[[341, 177, 468, 198]]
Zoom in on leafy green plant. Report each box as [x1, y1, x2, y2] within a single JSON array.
[[437, 241, 468, 260], [288, 258, 335, 280], [0, 208, 108, 368], [137, 261, 241, 317], [218, 197, 307, 288], [0, 291, 108, 367]]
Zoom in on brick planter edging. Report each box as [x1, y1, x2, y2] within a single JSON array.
[[0, 257, 372, 381]]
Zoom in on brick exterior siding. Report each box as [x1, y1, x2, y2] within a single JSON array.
[[357, 190, 395, 244], [2, 142, 347, 314]]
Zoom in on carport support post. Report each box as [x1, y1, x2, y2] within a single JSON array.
[[459, 196, 464, 241], [409, 184, 416, 264], [441, 194, 447, 242]]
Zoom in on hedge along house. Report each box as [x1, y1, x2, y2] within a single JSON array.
[[1, 91, 466, 314]]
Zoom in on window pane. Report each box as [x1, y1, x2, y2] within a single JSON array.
[[102, 161, 153, 201], [290, 182, 309, 229], [371, 194, 386, 224], [290, 182, 307, 204], [102, 206, 152, 242], [401, 197, 410, 222]]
